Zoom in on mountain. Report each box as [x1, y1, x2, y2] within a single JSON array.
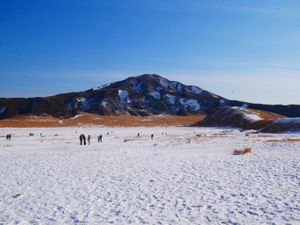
[[0, 74, 224, 118], [0, 74, 300, 120]]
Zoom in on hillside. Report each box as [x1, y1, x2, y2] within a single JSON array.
[[0, 74, 299, 120], [198, 106, 300, 133], [0, 74, 224, 119], [259, 117, 300, 133]]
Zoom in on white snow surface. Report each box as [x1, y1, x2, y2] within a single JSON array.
[[170, 82, 182, 92], [0, 127, 299, 225], [190, 86, 203, 95], [92, 83, 111, 91], [76, 98, 91, 111], [159, 78, 169, 88], [166, 94, 176, 105], [118, 90, 128, 109], [76, 97, 86, 103], [70, 115, 80, 120], [149, 91, 161, 100], [232, 107, 262, 121], [126, 97, 133, 104], [101, 99, 110, 107], [180, 98, 201, 111]]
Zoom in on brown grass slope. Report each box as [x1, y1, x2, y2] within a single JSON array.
[[198, 106, 285, 130], [0, 113, 205, 128]]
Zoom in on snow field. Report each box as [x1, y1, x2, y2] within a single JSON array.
[[0, 127, 299, 225]]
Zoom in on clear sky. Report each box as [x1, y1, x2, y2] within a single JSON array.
[[0, 0, 299, 104]]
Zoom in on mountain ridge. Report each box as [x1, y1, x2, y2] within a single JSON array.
[[0, 74, 300, 119]]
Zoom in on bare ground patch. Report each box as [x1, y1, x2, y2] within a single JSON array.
[[0, 113, 205, 128]]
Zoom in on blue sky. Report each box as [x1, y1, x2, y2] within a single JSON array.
[[0, 0, 299, 104]]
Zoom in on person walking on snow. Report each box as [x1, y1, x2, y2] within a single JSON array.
[[79, 134, 84, 145], [87, 135, 91, 145], [98, 134, 102, 143]]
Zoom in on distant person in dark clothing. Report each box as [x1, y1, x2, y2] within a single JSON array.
[[83, 135, 86, 145], [98, 135, 102, 143], [151, 134, 154, 140], [79, 134, 83, 145], [79, 134, 86, 145], [87, 135, 91, 145]]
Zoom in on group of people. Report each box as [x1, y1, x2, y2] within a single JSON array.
[[4, 131, 162, 145], [79, 134, 91, 145], [79, 132, 159, 145], [79, 134, 103, 145]]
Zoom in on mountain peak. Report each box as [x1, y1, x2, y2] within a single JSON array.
[[131, 73, 164, 79]]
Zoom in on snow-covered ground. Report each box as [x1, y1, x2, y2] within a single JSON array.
[[0, 127, 299, 225]]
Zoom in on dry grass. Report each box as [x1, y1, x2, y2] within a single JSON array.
[[190, 135, 208, 142], [123, 137, 147, 142], [233, 147, 252, 155], [243, 147, 252, 154], [287, 139, 300, 142], [246, 109, 285, 120], [0, 113, 205, 128]]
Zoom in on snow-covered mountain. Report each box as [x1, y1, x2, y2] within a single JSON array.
[[0, 74, 225, 118], [0, 74, 300, 119]]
